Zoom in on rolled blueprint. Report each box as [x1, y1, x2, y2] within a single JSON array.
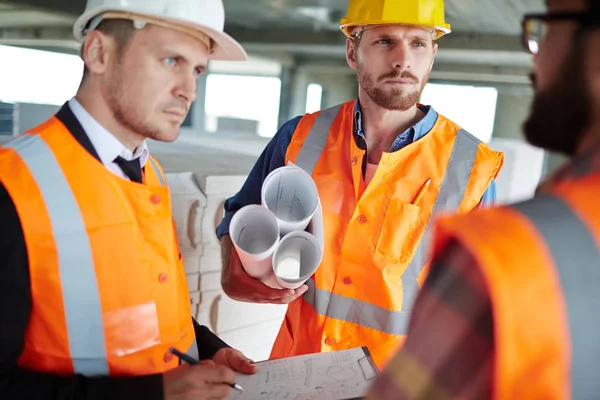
[[229, 204, 280, 279], [261, 165, 319, 236], [271, 231, 323, 289], [304, 200, 324, 252]]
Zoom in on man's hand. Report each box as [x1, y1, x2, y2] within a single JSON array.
[[213, 348, 257, 375], [163, 360, 236, 400], [221, 235, 309, 304]]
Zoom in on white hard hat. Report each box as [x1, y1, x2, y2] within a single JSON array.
[[73, 0, 247, 61]]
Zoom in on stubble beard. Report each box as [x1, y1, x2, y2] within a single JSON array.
[[357, 60, 430, 111]]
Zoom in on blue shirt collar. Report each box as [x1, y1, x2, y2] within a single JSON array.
[[353, 98, 439, 152]]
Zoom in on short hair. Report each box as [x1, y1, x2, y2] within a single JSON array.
[[80, 18, 135, 81]]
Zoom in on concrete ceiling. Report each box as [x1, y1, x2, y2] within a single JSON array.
[[0, 0, 546, 32], [0, 0, 545, 52], [226, 0, 546, 35], [0, 0, 546, 85]]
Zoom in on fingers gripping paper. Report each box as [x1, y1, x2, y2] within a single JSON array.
[[227, 347, 378, 400]]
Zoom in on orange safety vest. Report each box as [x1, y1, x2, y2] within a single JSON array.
[[269, 100, 504, 368], [0, 116, 197, 377], [432, 174, 600, 399]]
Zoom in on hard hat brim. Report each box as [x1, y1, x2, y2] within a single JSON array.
[[74, 8, 248, 61], [195, 24, 247, 61], [340, 21, 451, 41]]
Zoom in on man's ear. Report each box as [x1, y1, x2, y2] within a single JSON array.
[[81, 30, 115, 76], [346, 37, 358, 70]]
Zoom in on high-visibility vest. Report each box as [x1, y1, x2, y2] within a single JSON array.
[[432, 175, 600, 399], [269, 100, 504, 368], [0, 116, 197, 377]]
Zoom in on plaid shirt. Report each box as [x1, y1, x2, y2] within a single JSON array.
[[366, 143, 600, 400]]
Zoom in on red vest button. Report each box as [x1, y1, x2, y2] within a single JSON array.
[[343, 276, 352, 285], [158, 273, 168, 283], [150, 194, 161, 204], [325, 338, 336, 346], [351, 157, 358, 166], [164, 352, 174, 363], [357, 215, 367, 224]]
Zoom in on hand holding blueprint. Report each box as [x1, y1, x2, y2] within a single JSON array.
[[227, 347, 378, 400]]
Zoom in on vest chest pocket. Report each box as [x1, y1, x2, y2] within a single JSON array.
[[375, 200, 421, 263]]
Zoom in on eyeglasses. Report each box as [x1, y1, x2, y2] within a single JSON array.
[[522, 12, 600, 55]]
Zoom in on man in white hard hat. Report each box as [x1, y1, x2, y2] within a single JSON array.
[[0, 1, 253, 399]]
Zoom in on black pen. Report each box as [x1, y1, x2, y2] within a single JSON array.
[[169, 347, 244, 392]]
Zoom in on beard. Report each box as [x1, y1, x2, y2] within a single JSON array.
[[357, 62, 429, 111], [104, 60, 185, 142], [523, 44, 592, 157]]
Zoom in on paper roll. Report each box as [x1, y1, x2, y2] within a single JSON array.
[[261, 165, 319, 236], [229, 204, 280, 280], [272, 231, 323, 289]]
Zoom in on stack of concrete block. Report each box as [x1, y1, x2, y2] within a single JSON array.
[[166, 172, 288, 362], [165, 172, 206, 316]]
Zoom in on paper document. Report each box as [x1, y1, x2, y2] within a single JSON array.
[[227, 347, 378, 400]]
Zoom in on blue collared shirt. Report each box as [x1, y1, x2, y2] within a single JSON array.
[[216, 100, 496, 238]]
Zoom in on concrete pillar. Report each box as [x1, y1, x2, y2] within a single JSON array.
[[287, 68, 357, 119], [319, 73, 358, 108], [191, 72, 208, 133], [492, 91, 532, 141], [277, 66, 295, 129], [289, 69, 310, 119]]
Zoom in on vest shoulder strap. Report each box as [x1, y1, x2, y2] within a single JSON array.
[[147, 155, 166, 186], [295, 103, 344, 175]]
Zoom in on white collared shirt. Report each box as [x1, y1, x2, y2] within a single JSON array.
[[68, 98, 149, 181]]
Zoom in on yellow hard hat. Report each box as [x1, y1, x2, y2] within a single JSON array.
[[340, 0, 451, 41]]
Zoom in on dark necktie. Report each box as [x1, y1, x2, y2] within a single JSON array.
[[114, 156, 143, 184]]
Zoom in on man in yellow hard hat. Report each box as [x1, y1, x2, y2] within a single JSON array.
[[0, 0, 256, 399], [217, 0, 504, 368]]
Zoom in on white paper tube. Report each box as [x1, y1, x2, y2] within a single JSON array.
[[261, 165, 319, 236], [272, 231, 323, 289], [229, 204, 280, 280]]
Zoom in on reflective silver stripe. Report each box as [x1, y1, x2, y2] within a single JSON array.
[[401, 129, 479, 311], [431, 129, 480, 213], [147, 156, 166, 186], [513, 195, 600, 399], [304, 279, 411, 336], [5, 135, 108, 376], [295, 104, 343, 175]]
